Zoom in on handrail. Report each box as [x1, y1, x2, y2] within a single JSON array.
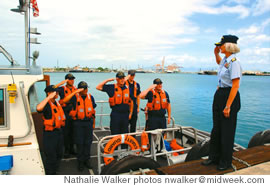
[[0, 81, 33, 139]]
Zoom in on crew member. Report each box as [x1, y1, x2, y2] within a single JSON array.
[[96, 71, 133, 135], [201, 35, 242, 171], [125, 70, 141, 132], [140, 78, 171, 131], [36, 85, 65, 175], [62, 81, 96, 171], [55, 73, 77, 158]]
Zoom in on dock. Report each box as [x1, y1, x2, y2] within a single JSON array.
[[146, 145, 270, 175]]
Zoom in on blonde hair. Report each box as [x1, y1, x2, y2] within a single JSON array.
[[224, 43, 240, 54]]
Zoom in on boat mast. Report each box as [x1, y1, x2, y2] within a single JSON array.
[[11, 0, 40, 70], [24, 0, 30, 68]]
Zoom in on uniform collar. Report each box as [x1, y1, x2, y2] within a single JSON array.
[[225, 54, 236, 62]]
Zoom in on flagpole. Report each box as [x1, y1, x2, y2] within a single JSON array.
[[24, 0, 30, 69]]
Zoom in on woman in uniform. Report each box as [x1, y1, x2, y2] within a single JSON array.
[[202, 35, 242, 171]]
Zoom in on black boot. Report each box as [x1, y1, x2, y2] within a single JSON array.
[[84, 160, 92, 169], [78, 161, 84, 171]]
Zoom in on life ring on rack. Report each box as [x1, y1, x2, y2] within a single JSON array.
[[103, 134, 140, 165]]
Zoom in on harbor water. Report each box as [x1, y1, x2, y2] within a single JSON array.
[[38, 72, 270, 148]]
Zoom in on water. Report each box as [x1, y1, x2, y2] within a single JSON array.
[[43, 72, 270, 148]]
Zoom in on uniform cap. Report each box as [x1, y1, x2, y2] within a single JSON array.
[[65, 73, 75, 80], [116, 71, 125, 78], [215, 35, 238, 46], [153, 78, 163, 84], [78, 81, 88, 89], [128, 70, 136, 75], [44, 85, 60, 93]]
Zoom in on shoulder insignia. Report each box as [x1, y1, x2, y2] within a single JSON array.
[[231, 58, 236, 62]]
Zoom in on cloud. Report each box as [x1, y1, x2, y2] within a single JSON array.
[[252, 0, 270, 16]]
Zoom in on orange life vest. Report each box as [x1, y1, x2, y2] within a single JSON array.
[[59, 85, 77, 107], [146, 89, 168, 111], [42, 100, 66, 131], [108, 84, 130, 106], [126, 80, 138, 98], [69, 93, 96, 120]]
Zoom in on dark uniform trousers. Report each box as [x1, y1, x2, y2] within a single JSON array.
[[146, 114, 167, 151], [129, 102, 138, 133], [73, 119, 93, 162], [63, 112, 74, 154], [209, 87, 241, 166], [110, 111, 129, 135], [43, 129, 63, 175]]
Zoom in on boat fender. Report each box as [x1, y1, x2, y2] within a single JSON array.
[[100, 155, 160, 175], [248, 130, 270, 148], [103, 134, 140, 165], [141, 131, 150, 152], [185, 140, 210, 162]]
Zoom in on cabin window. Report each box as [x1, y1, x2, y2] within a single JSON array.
[[0, 89, 6, 126], [28, 81, 46, 112]]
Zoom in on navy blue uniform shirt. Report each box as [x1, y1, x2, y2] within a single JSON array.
[[146, 90, 170, 116], [102, 84, 130, 113]]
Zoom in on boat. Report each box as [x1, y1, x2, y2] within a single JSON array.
[[1, 1, 270, 175]]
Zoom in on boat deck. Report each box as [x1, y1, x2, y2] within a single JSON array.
[[146, 145, 270, 175]]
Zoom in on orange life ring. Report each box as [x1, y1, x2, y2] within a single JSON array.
[[103, 134, 140, 165]]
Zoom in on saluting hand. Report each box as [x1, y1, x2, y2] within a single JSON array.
[[47, 92, 57, 100], [149, 84, 157, 89], [214, 46, 220, 55], [107, 78, 115, 82], [76, 88, 84, 93], [223, 107, 230, 118]]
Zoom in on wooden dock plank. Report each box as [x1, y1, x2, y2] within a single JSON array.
[[152, 145, 270, 175]]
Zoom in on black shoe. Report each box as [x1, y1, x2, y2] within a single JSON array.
[[84, 160, 92, 169], [201, 159, 218, 166], [63, 153, 71, 159], [217, 163, 232, 171], [78, 162, 84, 171]]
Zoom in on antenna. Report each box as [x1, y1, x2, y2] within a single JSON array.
[[10, 72, 15, 84]]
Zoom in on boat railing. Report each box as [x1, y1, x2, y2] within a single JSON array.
[[96, 126, 199, 174], [94, 100, 175, 130]]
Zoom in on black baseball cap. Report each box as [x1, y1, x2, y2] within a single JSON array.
[[65, 73, 75, 80], [44, 85, 60, 93], [78, 81, 88, 89], [116, 71, 125, 78], [128, 70, 136, 75], [153, 78, 163, 84], [215, 35, 238, 46]]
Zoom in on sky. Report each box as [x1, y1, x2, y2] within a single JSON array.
[[0, 0, 270, 72]]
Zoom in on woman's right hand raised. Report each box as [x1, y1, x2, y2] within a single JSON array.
[[214, 46, 220, 55]]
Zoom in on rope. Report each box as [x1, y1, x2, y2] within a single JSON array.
[[233, 156, 251, 167]]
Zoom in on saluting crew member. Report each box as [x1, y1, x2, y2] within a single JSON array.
[[36, 85, 65, 175], [125, 70, 141, 132], [202, 35, 242, 171], [62, 81, 96, 172], [140, 78, 171, 131], [96, 71, 133, 135], [55, 73, 77, 158]]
